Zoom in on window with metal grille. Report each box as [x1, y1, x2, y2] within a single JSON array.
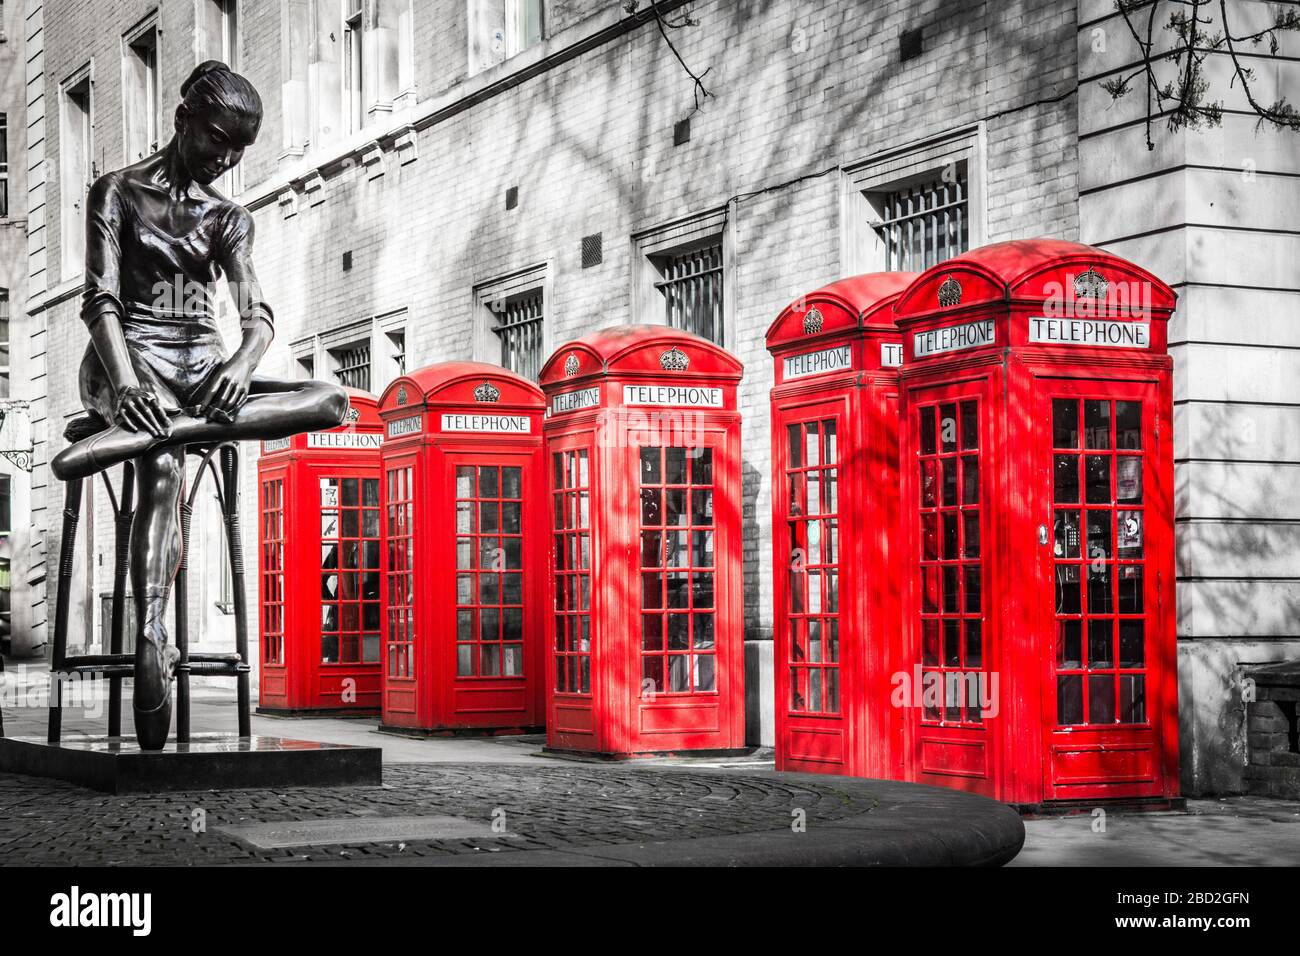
[[492, 289, 544, 380], [0, 113, 8, 218], [331, 343, 371, 391], [654, 241, 724, 345], [871, 166, 969, 272]]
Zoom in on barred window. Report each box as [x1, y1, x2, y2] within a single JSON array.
[[492, 289, 544, 380], [871, 166, 968, 272], [331, 342, 371, 391], [655, 241, 724, 345]]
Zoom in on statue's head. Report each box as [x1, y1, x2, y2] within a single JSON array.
[[173, 60, 262, 185]]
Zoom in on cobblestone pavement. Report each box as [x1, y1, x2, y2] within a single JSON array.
[[0, 763, 875, 865]]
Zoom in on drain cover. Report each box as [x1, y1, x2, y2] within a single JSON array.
[[214, 815, 509, 848]]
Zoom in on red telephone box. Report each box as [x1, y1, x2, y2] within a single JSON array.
[[766, 273, 917, 778], [539, 326, 745, 757], [377, 363, 547, 735], [893, 238, 1179, 807], [257, 388, 384, 715]]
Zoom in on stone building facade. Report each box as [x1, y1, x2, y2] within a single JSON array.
[[17, 0, 1299, 795]]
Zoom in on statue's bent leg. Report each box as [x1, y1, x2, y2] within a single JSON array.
[[51, 379, 348, 481], [131, 444, 185, 750]]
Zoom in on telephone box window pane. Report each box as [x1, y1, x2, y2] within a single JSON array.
[[920, 409, 936, 455], [457, 645, 473, 676], [1052, 399, 1079, 448], [1084, 400, 1111, 449], [1117, 458, 1143, 503], [664, 447, 687, 484], [322, 635, 339, 662], [1056, 566, 1081, 615], [1086, 511, 1111, 559], [1119, 620, 1145, 667], [943, 619, 960, 666], [363, 634, 380, 662], [787, 426, 803, 468], [1118, 564, 1144, 613], [942, 512, 958, 560], [1088, 619, 1114, 668], [961, 456, 979, 504], [922, 513, 939, 560], [643, 615, 663, 651], [1058, 675, 1083, 725], [1120, 674, 1146, 723], [693, 573, 714, 608], [695, 614, 715, 649], [504, 645, 523, 676], [942, 566, 959, 613], [965, 620, 982, 667], [920, 460, 937, 506], [1054, 510, 1081, 558], [962, 512, 980, 558], [1089, 675, 1115, 723], [1116, 402, 1142, 450], [642, 573, 662, 608], [642, 531, 663, 567], [922, 619, 939, 666], [1085, 456, 1111, 504], [1087, 567, 1113, 614], [669, 655, 690, 693], [641, 489, 661, 525], [922, 566, 939, 613], [643, 656, 664, 694], [1054, 456, 1079, 503], [964, 566, 981, 613], [959, 401, 978, 450], [667, 613, 690, 650], [804, 427, 820, 468], [941, 458, 957, 506], [808, 620, 822, 662], [694, 447, 713, 484], [939, 403, 957, 453]]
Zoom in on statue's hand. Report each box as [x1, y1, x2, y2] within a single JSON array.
[[196, 353, 257, 424], [113, 384, 172, 440]]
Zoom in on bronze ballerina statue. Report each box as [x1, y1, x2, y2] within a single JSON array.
[[51, 62, 348, 750]]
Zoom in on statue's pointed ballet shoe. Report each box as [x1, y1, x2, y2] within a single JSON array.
[[52, 424, 162, 480], [133, 630, 180, 751]]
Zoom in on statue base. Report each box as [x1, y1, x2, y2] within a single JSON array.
[[0, 733, 382, 793]]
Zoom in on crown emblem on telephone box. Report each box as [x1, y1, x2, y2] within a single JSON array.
[[474, 381, 501, 403], [803, 308, 824, 334], [564, 353, 580, 376], [660, 347, 690, 371], [937, 275, 962, 307], [1074, 267, 1109, 300]]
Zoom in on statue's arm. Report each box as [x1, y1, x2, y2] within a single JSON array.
[[81, 173, 171, 437], [196, 205, 272, 420]]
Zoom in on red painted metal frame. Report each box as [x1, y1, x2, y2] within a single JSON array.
[[893, 238, 1179, 807], [766, 274, 916, 778], [539, 325, 746, 757], [256, 388, 384, 715], [376, 363, 547, 735]]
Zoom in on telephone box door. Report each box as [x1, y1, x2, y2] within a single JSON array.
[[1038, 381, 1170, 800], [383, 452, 420, 722], [774, 399, 852, 773], [446, 451, 543, 726], [633, 434, 736, 742], [907, 382, 997, 796]]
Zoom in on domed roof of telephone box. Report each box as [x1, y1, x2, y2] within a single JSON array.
[[894, 238, 1177, 319]]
